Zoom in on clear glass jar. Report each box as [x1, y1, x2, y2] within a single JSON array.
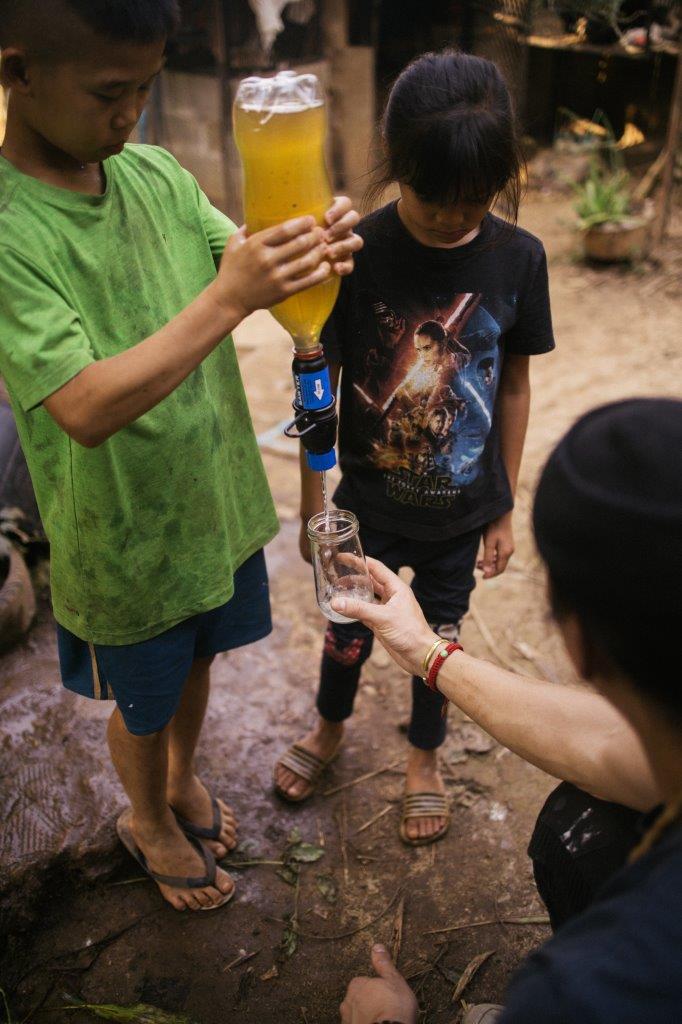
[[307, 510, 374, 623]]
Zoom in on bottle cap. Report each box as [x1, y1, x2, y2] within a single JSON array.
[[235, 70, 323, 119], [306, 449, 337, 472]]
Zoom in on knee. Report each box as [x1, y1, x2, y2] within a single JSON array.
[[323, 624, 373, 667]]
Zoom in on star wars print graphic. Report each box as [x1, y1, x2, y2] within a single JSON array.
[[351, 292, 502, 508]]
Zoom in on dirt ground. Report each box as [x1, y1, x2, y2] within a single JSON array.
[[1, 187, 680, 1024]]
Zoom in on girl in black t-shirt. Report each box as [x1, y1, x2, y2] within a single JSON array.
[[275, 51, 554, 845]]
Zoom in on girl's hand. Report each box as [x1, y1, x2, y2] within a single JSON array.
[[214, 217, 331, 320], [324, 196, 363, 276], [478, 511, 514, 578], [331, 558, 437, 678]]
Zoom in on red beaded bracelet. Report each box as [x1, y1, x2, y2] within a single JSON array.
[[425, 641, 463, 692]]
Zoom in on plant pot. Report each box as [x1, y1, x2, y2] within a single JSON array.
[[582, 215, 652, 262]]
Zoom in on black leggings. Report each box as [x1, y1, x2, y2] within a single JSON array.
[[529, 782, 645, 931], [316, 522, 481, 750]]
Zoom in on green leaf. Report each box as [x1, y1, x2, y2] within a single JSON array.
[[61, 998, 197, 1024], [286, 827, 302, 846], [288, 842, 325, 864], [1, 989, 12, 1024], [315, 872, 338, 904], [278, 916, 298, 959], [234, 838, 261, 858], [276, 863, 300, 886]]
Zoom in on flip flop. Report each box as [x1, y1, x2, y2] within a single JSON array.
[[274, 740, 343, 804], [399, 791, 451, 847], [116, 811, 234, 911], [171, 796, 229, 843]]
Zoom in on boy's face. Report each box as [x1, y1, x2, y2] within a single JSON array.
[[7, 33, 166, 164]]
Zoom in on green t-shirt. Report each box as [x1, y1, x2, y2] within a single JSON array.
[[0, 144, 279, 644]]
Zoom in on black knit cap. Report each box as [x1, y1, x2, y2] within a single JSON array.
[[533, 398, 682, 618]]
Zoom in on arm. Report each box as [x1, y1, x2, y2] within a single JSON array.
[[479, 353, 531, 578], [333, 560, 659, 812], [44, 198, 361, 449], [44, 219, 331, 448], [298, 361, 341, 563]]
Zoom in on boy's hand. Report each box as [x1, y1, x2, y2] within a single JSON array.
[[213, 216, 331, 321], [340, 945, 418, 1024], [324, 196, 363, 276], [478, 511, 514, 578]]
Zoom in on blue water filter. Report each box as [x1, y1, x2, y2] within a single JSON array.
[[286, 348, 338, 470]]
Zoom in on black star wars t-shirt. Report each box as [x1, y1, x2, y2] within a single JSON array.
[[322, 202, 555, 540]]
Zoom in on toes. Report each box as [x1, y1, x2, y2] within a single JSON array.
[[215, 868, 235, 896], [193, 890, 213, 909], [184, 893, 202, 911], [169, 894, 187, 911], [207, 841, 227, 858], [205, 885, 226, 906]]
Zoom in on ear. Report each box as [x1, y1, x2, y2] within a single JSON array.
[[0, 48, 32, 93]]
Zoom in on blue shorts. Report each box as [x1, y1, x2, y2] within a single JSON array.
[[57, 549, 271, 736]]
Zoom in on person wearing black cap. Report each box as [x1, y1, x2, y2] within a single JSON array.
[[335, 398, 682, 1024]]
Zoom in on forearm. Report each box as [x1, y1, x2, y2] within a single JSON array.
[[300, 444, 324, 516], [497, 361, 531, 497], [45, 282, 241, 447], [437, 653, 658, 811]]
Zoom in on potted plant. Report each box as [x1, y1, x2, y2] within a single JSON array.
[[573, 155, 652, 262]]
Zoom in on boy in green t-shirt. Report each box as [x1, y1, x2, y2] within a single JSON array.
[[0, 0, 361, 911]]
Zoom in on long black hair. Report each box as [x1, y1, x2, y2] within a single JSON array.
[[367, 50, 524, 222]]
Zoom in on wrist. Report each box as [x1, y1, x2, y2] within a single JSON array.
[[204, 279, 249, 330], [425, 641, 463, 693], [417, 632, 441, 678]]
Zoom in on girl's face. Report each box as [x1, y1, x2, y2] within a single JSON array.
[[398, 184, 493, 248]]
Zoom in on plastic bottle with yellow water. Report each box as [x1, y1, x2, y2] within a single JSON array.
[[233, 70, 340, 353]]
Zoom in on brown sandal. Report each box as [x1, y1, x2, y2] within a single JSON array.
[[399, 791, 451, 847], [116, 810, 234, 911], [274, 740, 342, 804]]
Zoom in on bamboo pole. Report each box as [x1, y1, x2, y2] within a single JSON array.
[[652, 47, 682, 247]]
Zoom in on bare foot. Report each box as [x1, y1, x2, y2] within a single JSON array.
[[122, 807, 235, 911], [167, 775, 237, 859], [274, 719, 344, 800], [403, 747, 447, 843]]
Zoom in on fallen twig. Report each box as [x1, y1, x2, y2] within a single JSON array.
[[338, 796, 349, 887], [451, 950, 494, 1003], [354, 804, 394, 835], [289, 888, 404, 942], [414, 941, 450, 998], [391, 896, 406, 964], [469, 604, 522, 673], [426, 914, 550, 936], [227, 859, 285, 868], [323, 758, 404, 797], [223, 949, 260, 973]]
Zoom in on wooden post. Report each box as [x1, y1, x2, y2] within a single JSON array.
[[214, 0, 242, 217], [652, 46, 682, 247], [320, 0, 376, 201]]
